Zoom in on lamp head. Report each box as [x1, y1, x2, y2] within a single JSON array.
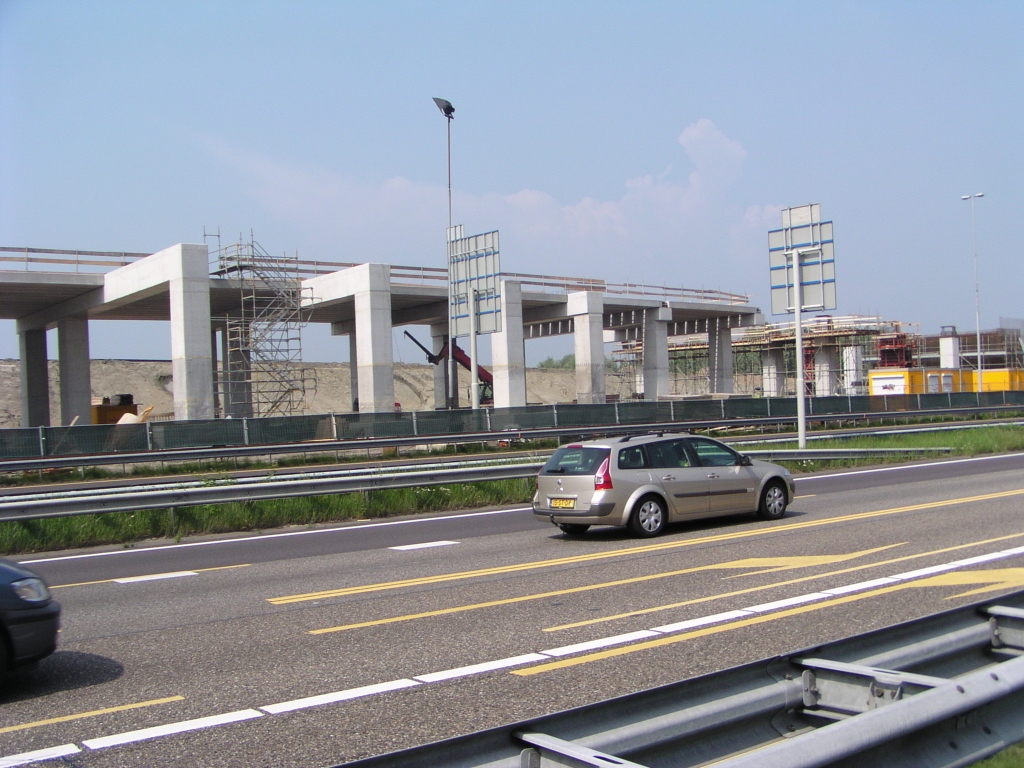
[[432, 98, 455, 119]]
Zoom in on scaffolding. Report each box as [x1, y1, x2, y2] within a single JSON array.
[[211, 235, 315, 418], [611, 316, 910, 398]]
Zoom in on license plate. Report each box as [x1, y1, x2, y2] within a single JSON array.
[[550, 498, 575, 509]]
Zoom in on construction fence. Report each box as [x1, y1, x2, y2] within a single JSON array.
[[1, 391, 1023, 462]]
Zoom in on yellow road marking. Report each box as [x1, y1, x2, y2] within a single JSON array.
[[308, 546, 898, 634], [51, 563, 250, 589], [0, 695, 184, 735], [543, 532, 1024, 631], [515, 568, 1024, 676], [269, 488, 1024, 605]]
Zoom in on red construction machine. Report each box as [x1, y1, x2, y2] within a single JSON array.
[[404, 331, 494, 406]]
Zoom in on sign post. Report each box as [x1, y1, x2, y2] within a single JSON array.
[[448, 228, 502, 410], [768, 204, 837, 449]]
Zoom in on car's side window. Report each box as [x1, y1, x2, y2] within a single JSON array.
[[617, 445, 648, 470], [646, 440, 691, 468], [688, 438, 739, 467]]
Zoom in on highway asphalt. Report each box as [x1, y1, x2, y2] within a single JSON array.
[[3, 452, 1024, 767]]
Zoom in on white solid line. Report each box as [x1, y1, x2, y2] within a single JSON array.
[[541, 630, 662, 657], [745, 593, 832, 614], [652, 610, 753, 634], [19, 507, 532, 564], [0, 744, 81, 767], [823, 577, 901, 595], [82, 709, 263, 750], [389, 540, 460, 551], [797, 452, 1022, 481], [260, 679, 420, 714], [113, 571, 198, 584], [413, 654, 549, 683]]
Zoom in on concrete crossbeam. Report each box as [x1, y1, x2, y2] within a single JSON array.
[[568, 291, 606, 404], [19, 328, 49, 427], [57, 316, 92, 425], [492, 281, 527, 409]]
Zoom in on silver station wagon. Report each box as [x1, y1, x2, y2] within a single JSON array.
[[533, 433, 795, 537]]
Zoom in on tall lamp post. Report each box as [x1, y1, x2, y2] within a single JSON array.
[[434, 97, 458, 408], [961, 192, 985, 394]]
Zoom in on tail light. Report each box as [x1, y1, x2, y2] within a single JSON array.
[[594, 456, 613, 490]]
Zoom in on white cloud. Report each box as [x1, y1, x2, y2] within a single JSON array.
[[204, 120, 777, 293]]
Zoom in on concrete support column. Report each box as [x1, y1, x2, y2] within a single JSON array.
[[353, 264, 395, 413], [348, 333, 359, 412], [57, 316, 91, 425], [814, 345, 841, 397], [761, 348, 785, 397], [491, 281, 526, 409], [708, 321, 734, 394], [19, 328, 50, 427], [642, 307, 671, 401], [170, 244, 214, 420], [569, 291, 606, 405], [430, 323, 448, 410]]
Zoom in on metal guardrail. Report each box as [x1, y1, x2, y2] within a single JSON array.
[[337, 592, 1024, 768], [0, 448, 950, 522], [1, 402, 1012, 473]]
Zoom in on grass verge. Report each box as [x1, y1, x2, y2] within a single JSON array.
[[0, 479, 534, 555], [974, 742, 1024, 767]]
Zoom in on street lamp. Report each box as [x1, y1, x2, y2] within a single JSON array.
[[961, 192, 984, 394], [433, 97, 458, 408]]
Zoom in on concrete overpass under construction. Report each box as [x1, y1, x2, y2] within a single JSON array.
[[0, 244, 762, 427]]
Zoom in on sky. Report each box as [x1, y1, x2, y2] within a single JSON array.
[[1, 1, 1021, 365]]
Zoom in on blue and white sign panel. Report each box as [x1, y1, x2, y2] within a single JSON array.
[[448, 228, 502, 337], [768, 203, 836, 315]]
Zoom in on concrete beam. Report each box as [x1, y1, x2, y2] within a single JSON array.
[[642, 306, 671, 401], [19, 328, 49, 427], [57, 316, 92, 425], [568, 291, 606, 404], [492, 281, 526, 409]]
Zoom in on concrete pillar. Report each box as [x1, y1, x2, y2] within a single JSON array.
[[19, 328, 50, 427], [708, 321, 734, 394], [761, 348, 785, 397], [57, 316, 92, 425], [939, 335, 961, 369], [491, 281, 527, 408], [430, 323, 448, 410], [348, 333, 359, 412], [813, 345, 841, 397], [642, 307, 671, 401], [353, 264, 395, 413], [170, 244, 214, 420], [569, 291, 606, 404], [841, 346, 863, 394]]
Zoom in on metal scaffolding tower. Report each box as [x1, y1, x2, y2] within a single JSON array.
[[212, 235, 315, 418]]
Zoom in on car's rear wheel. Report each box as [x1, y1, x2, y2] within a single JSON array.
[[558, 523, 590, 535], [0, 635, 10, 683], [756, 482, 788, 520], [628, 496, 667, 537]]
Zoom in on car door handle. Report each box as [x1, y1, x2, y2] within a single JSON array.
[[661, 475, 674, 481], [707, 473, 720, 479]]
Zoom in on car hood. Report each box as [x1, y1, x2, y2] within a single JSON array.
[[0, 558, 43, 585]]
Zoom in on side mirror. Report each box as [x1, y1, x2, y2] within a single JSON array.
[[740, 455, 753, 466]]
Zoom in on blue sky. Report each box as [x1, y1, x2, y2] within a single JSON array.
[[1, 1, 1021, 364]]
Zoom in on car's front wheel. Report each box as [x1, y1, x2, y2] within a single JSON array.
[[756, 481, 788, 520], [628, 496, 667, 537], [558, 523, 590, 535]]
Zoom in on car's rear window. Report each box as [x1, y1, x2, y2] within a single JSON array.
[[541, 447, 610, 475]]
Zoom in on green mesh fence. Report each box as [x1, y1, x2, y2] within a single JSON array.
[[43, 424, 149, 455], [150, 419, 246, 450], [4, 392, 1024, 461], [0, 429, 42, 459]]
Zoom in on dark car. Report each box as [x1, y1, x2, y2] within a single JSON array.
[[0, 558, 60, 678]]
